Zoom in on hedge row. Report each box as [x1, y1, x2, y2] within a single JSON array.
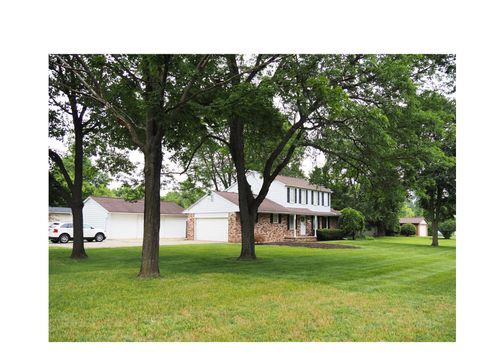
[[316, 229, 345, 241]]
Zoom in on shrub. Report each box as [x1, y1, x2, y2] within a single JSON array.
[[439, 219, 456, 239], [316, 229, 345, 241], [339, 208, 365, 240], [400, 223, 416, 236]]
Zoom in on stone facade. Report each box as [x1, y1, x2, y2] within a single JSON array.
[[227, 213, 329, 243], [186, 213, 195, 240]]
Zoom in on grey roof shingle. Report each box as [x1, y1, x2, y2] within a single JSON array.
[[90, 196, 185, 215], [49, 207, 72, 214], [399, 217, 427, 224], [274, 174, 332, 192], [215, 192, 340, 217]]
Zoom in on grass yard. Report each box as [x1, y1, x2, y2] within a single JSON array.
[[49, 237, 456, 342]]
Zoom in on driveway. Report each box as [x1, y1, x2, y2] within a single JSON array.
[[49, 238, 221, 249]]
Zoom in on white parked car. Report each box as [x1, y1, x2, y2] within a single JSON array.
[[49, 222, 106, 243]]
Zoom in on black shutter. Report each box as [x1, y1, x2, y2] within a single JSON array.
[[317, 191, 320, 205], [270, 213, 273, 223], [299, 189, 302, 204], [295, 189, 297, 203], [279, 214, 282, 224], [287, 215, 290, 229], [287, 188, 290, 203], [322, 192, 325, 206]]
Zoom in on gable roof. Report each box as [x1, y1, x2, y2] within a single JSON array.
[[89, 196, 185, 215], [49, 207, 71, 214], [214, 191, 339, 216], [399, 217, 427, 224], [274, 174, 332, 192]]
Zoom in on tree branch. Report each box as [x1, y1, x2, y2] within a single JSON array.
[[49, 149, 74, 193]]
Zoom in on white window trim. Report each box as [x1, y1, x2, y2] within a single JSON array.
[[272, 213, 279, 224]]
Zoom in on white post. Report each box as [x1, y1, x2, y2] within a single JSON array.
[[293, 214, 297, 238]]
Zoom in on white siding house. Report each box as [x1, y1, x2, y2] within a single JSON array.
[[83, 196, 187, 240], [184, 171, 340, 242]]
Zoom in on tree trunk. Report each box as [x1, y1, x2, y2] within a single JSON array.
[[376, 222, 386, 237], [352, 231, 355, 240], [70, 202, 87, 259], [70, 109, 87, 259], [138, 145, 162, 277], [238, 194, 257, 260], [431, 213, 439, 247]]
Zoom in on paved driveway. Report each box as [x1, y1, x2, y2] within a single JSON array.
[[49, 238, 221, 249]]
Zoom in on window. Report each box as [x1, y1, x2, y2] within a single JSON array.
[[294, 188, 298, 203], [301, 189, 306, 204], [272, 213, 279, 224], [317, 191, 320, 205], [288, 215, 295, 230], [61, 223, 72, 228], [288, 187, 295, 203]]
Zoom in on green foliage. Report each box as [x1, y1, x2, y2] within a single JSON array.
[[399, 201, 415, 218], [400, 223, 417, 236], [316, 229, 345, 241], [160, 178, 205, 209], [49, 154, 114, 206], [438, 219, 456, 239], [339, 208, 365, 239], [113, 183, 145, 201]]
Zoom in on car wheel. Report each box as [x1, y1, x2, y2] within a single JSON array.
[[95, 233, 105, 242], [59, 234, 70, 244]]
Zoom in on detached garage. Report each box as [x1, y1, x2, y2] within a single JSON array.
[[83, 196, 187, 240], [399, 217, 428, 237]]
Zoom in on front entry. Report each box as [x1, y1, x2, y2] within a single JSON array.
[[300, 216, 306, 235]]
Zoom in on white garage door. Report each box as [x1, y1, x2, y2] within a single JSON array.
[[160, 216, 186, 239], [196, 217, 228, 242], [107, 213, 143, 240], [418, 224, 428, 237]]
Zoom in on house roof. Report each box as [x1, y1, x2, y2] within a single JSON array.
[[49, 207, 71, 214], [214, 192, 340, 217], [89, 196, 185, 215], [274, 174, 332, 192], [399, 217, 427, 224]]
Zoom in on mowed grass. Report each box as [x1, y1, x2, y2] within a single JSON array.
[[49, 237, 455, 342]]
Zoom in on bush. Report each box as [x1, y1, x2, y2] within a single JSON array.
[[316, 229, 345, 241], [439, 219, 456, 239], [339, 208, 365, 240], [400, 223, 416, 236]]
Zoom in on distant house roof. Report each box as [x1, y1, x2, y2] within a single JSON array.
[[399, 217, 427, 224], [49, 207, 71, 214], [89, 196, 185, 215], [274, 174, 332, 192], [215, 191, 340, 217]]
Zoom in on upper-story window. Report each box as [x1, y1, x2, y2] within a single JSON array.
[[300, 189, 306, 204]]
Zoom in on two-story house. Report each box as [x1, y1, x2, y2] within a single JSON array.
[[183, 171, 341, 242]]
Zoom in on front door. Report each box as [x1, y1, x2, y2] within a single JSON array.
[[300, 216, 306, 235]]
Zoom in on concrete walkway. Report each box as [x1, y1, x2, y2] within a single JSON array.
[[49, 238, 221, 249]]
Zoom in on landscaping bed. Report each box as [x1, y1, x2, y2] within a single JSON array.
[[256, 241, 358, 249]]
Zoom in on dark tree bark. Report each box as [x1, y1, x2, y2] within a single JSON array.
[[138, 143, 162, 277], [49, 67, 88, 259]]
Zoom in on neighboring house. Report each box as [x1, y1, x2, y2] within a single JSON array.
[[49, 206, 72, 224], [83, 196, 187, 240], [399, 217, 428, 237], [184, 171, 341, 243]]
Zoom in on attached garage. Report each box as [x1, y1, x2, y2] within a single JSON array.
[[83, 196, 187, 240], [195, 216, 228, 242]]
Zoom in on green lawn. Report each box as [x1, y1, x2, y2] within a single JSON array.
[[49, 237, 456, 342]]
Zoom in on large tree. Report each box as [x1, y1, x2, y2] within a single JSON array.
[[49, 56, 96, 259], [56, 55, 216, 277], [414, 92, 456, 246]]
